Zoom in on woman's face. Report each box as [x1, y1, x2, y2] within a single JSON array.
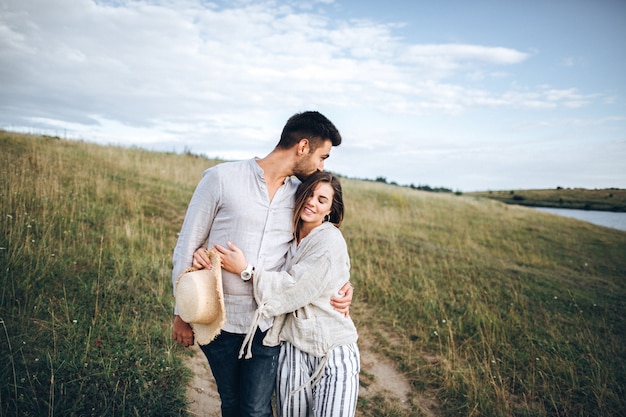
[[300, 182, 334, 226]]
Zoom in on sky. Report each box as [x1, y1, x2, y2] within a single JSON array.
[[1, 0, 625, 192]]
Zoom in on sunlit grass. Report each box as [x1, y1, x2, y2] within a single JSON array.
[[0, 132, 218, 416], [2, 131, 625, 416], [344, 181, 626, 416], [468, 188, 626, 211]]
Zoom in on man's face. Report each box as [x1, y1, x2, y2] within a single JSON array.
[[293, 139, 332, 181]]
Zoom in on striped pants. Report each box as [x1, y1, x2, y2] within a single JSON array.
[[276, 342, 360, 417]]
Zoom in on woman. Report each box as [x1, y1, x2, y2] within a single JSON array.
[[215, 171, 359, 417]]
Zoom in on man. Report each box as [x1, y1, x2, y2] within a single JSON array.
[[171, 111, 353, 417]]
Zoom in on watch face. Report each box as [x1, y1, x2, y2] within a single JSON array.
[[241, 266, 252, 281], [241, 264, 254, 281]]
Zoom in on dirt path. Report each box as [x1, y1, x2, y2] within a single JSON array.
[[183, 328, 414, 416], [184, 345, 221, 417]]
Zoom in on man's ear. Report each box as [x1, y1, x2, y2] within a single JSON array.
[[297, 138, 310, 155]]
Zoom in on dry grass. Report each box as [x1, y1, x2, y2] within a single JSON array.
[[2, 131, 625, 416], [468, 188, 626, 212]]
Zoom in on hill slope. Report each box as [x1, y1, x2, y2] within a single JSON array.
[[1, 131, 625, 416], [468, 188, 626, 212]]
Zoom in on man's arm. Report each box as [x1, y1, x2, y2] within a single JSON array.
[[171, 169, 220, 347], [331, 281, 353, 317], [172, 170, 220, 298]]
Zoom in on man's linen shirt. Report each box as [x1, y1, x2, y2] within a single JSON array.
[[172, 158, 298, 334]]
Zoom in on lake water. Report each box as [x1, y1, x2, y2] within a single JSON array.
[[534, 207, 626, 232]]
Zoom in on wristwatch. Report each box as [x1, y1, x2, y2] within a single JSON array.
[[240, 264, 255, 281]]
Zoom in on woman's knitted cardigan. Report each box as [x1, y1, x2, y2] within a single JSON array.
[[239, 221, 358, 360]]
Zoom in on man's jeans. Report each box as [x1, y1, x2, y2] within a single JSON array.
[[200, 329, 279, 417]]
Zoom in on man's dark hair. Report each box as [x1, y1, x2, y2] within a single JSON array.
[[277, 111, 342, 151]]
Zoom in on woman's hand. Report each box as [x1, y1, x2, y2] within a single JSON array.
[[331, 281, 353, 318], [214, 242, 249, 275], [192, 247, 213, 270]]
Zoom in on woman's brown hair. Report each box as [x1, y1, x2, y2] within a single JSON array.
[[293, 172, 344, 240]]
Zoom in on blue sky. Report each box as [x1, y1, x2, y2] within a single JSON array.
[[1, 0, 624, 191]]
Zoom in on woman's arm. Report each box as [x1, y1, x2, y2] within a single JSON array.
[[192, 247, 214, 270], [214, 241, 337, 313]]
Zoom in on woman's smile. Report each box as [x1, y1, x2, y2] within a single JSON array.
[[299, 182, 333, 226]]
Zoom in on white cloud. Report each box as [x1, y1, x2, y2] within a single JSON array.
[[0, 0, 622, 190], [403, 44, 529, 65], [0, 0, 557, 126]]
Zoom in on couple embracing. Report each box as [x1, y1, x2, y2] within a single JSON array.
[[172, 111, 359, 417]]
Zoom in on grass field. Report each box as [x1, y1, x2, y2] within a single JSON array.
[[467, 188, 626, 212], [2, 131, 625, 416]]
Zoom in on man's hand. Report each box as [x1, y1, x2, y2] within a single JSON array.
[[331, 281, 353, 318], [173, 315, 195, 347], [192, 247, 212, 270]]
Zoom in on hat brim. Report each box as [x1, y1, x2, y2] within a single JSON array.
[[191, 320, 225, 345]]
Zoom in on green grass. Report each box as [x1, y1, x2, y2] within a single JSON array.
[[467, 188, 626, 212], [1, 132, 219, 416], [2, 131, 625, 416], [346, 184, 625, 416]]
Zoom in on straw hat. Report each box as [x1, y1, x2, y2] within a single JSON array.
[[175, 248, 226, 345]]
